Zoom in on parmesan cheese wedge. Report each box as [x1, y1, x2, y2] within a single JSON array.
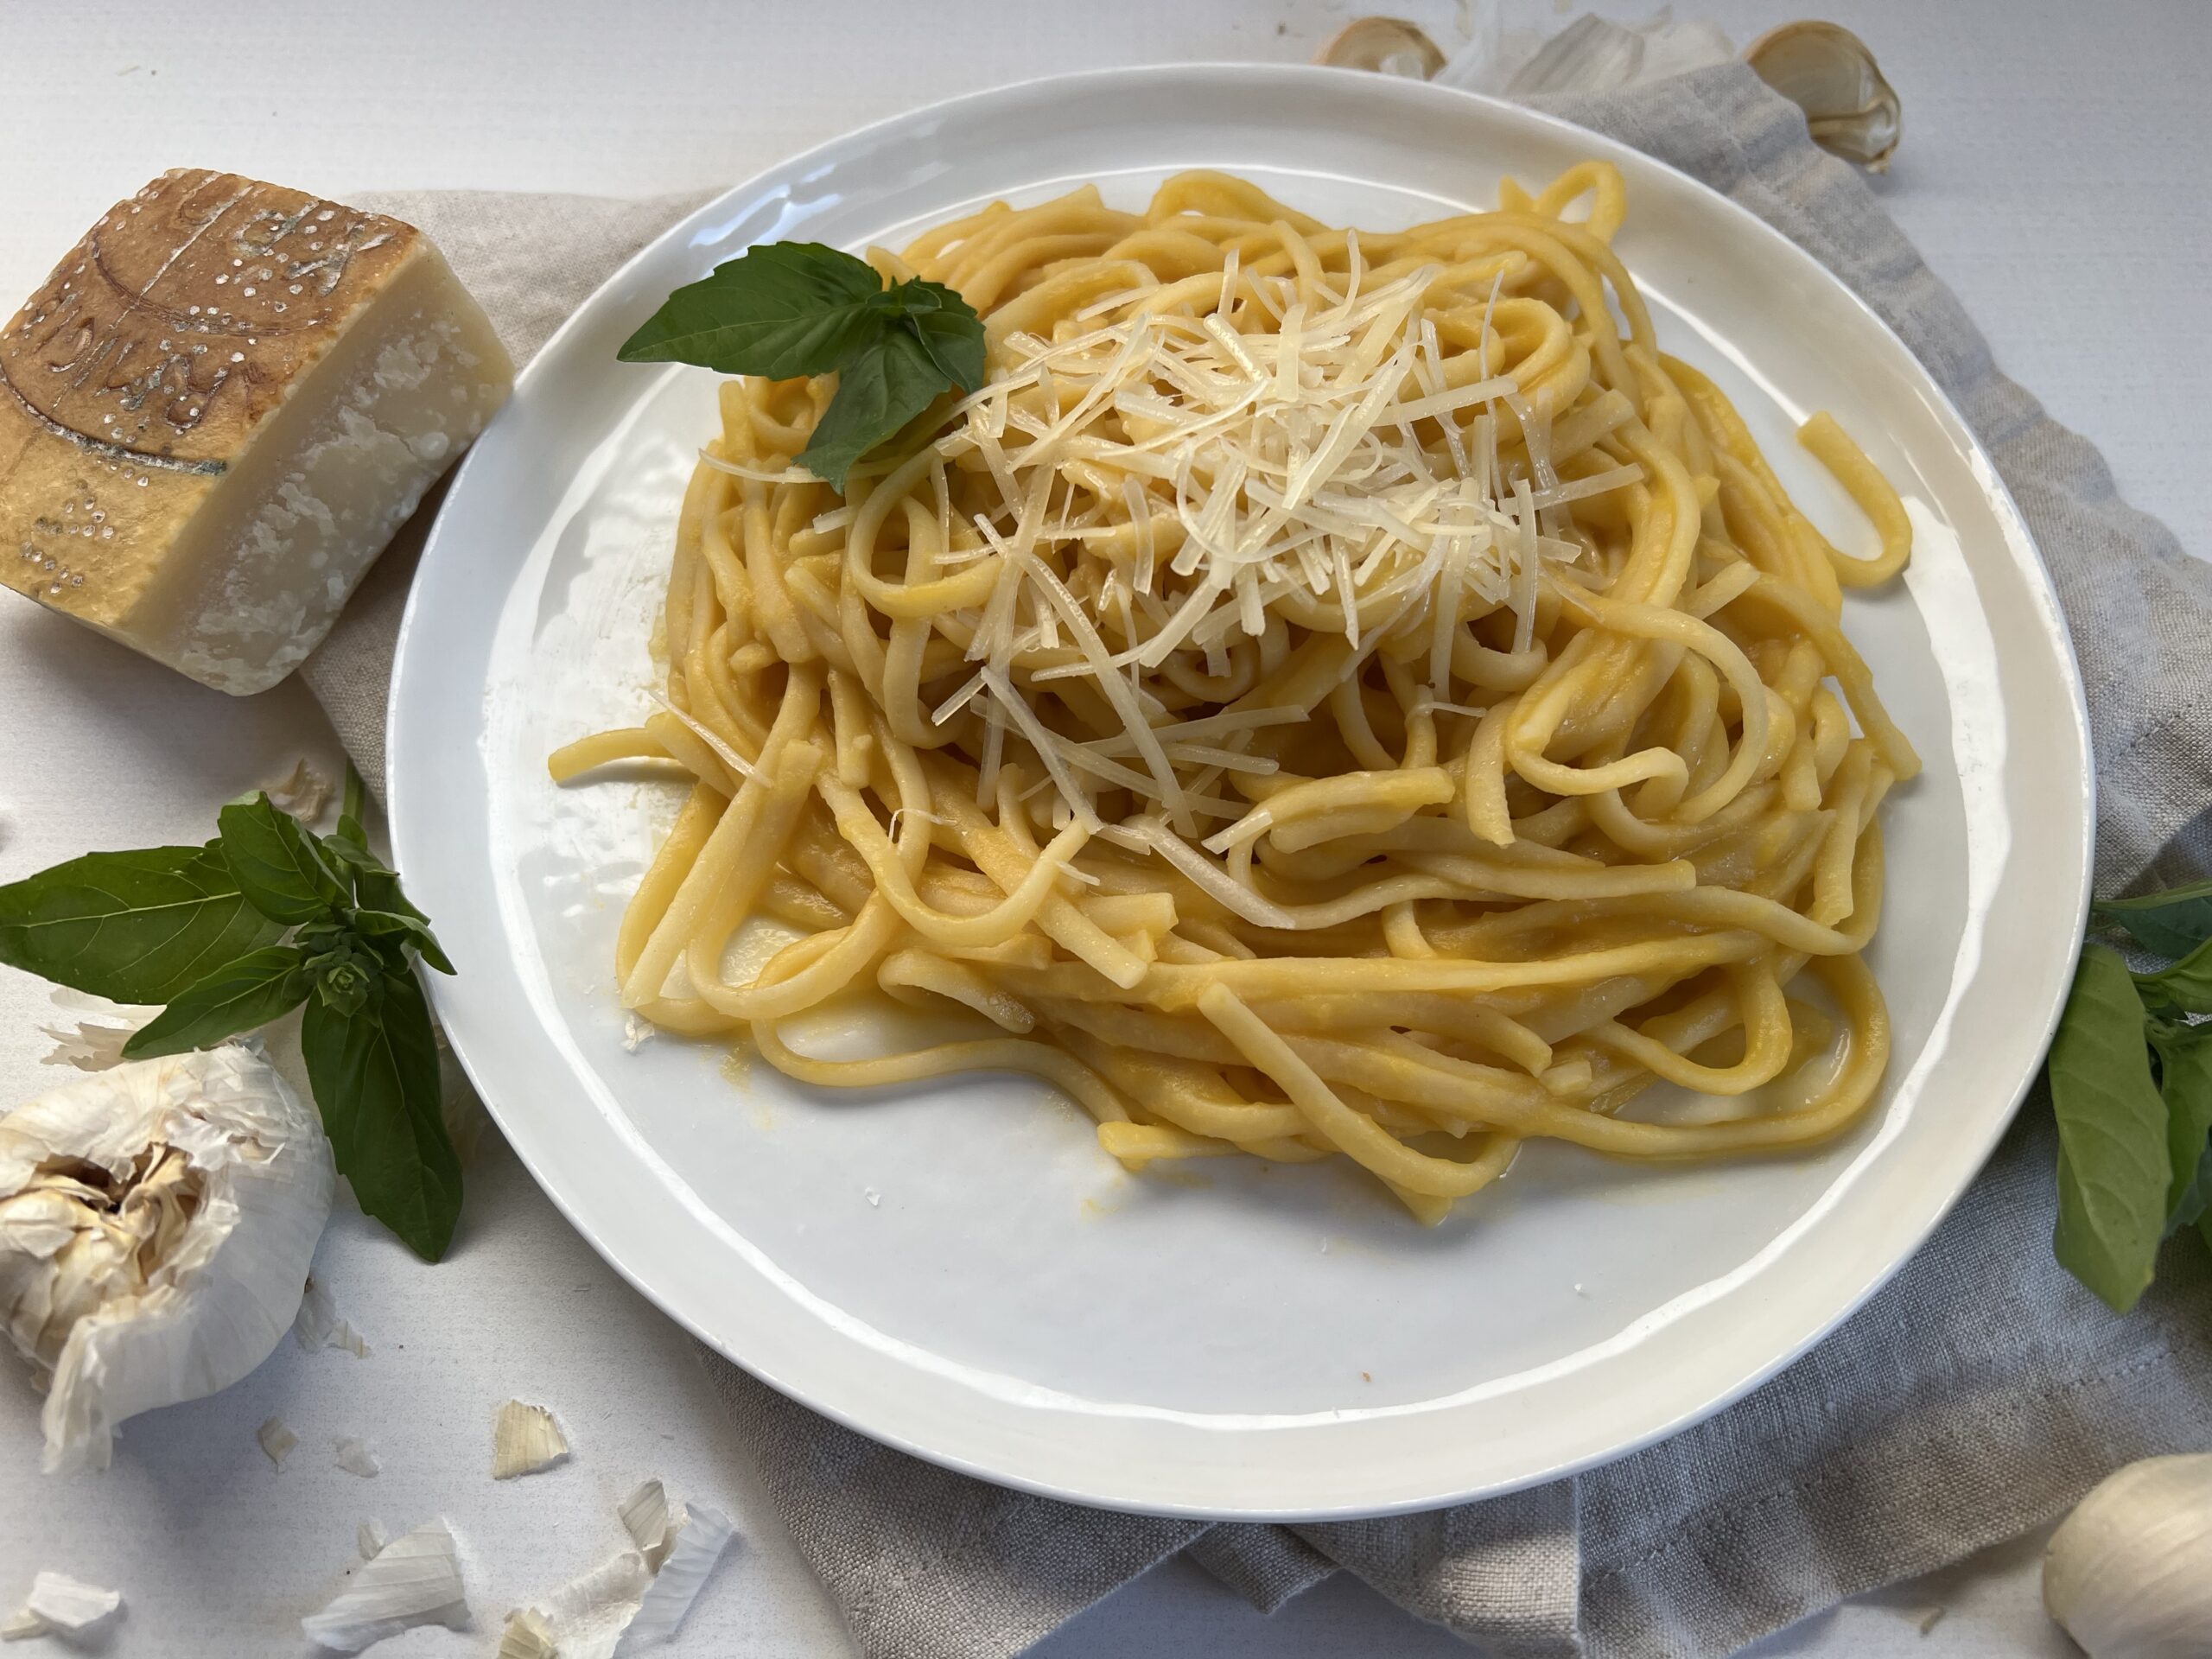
[[0, 169, 512, 693]]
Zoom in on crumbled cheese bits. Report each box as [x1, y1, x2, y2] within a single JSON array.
[[555, 164, 1920, 1224]]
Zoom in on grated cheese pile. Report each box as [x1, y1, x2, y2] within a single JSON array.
[[830, 240, 1632, 834]]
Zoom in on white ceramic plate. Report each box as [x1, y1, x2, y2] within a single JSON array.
[[388, 64, 2091, 1519]]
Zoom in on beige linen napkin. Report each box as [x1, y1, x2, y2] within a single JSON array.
[[307, 62, 2212, 1659]]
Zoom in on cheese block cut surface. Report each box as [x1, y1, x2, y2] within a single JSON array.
[[1, 170, 514, 694]]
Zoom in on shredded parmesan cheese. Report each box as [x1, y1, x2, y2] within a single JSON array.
[[908, 257, 1612, 832]]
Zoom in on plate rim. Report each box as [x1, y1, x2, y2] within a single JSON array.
[[389, 60, 2094, 1520]]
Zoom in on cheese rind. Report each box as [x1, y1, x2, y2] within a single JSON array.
[[0, 170, 513, 694]]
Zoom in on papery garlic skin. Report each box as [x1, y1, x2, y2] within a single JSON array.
[[2044, 1453, 2212, 1658], [0, 1046, 334, 1473]]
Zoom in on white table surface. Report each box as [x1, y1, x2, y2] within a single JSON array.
[[2, 2, 2206, 1653]]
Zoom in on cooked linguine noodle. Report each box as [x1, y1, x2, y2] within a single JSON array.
[[553, 165, 1920, 1224]]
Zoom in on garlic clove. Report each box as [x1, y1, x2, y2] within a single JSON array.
[[1745, 21, 1902, 172], [492, 1399, 570, 1479], [302, 1519, 471, 1653], [0, 1046, 334, 1474], [1314, 17, 1446, 79], [21, 1573, 123, 1641], [2044, 1453, 2212, 1658]]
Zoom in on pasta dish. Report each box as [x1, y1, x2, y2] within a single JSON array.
[[553, 164, 1918, 1224]]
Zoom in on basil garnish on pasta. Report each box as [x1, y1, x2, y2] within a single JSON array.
[[617, 241, 985, 491]]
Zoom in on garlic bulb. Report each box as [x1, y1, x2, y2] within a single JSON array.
[[2044, 1454, 2212, 1657], [1745, 22, 1902, 171], [0, 1046, 334, 1473]]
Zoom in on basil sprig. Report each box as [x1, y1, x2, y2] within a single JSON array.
[[0, 766, 461, 1261], [2048, 882, 2212, 1311], [615, 241, 986, 492]]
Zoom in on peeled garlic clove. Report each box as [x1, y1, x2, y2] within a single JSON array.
[[1315, 16, 1446, 79], [0, 1046, 334, 1474], [1745, 21, 1902, 171], [302, 1518, 470, 1653], [491, 1399, 569, 1479], [2044, 1454, 2212, 1657]]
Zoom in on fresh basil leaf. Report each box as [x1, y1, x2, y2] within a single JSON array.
[[900, 289, 987, 392], [2152, 1020, 2212, 1231], [219, 794, 349, 925], [799, 326, 950, 493], [349, 907, 455, 976], [321, 834, 392, 885], [2095, 878, 2212, 961], [2135, 932, 2212, 1015], [302, 969, 461, 1262], [2168, 1141, 2212, 1236], [0, 846, 284, 1004], [2050, 944, 2171, 1312], [334, 761, 369, 854], [617, 243, 887, 378], [121, 945, 313, 1059], [302, 932, 385, 1016]]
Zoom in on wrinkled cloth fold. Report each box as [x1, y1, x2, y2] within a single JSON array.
[[306, 60, 2212, 1659]]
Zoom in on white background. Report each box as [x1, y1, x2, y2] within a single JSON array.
[[1, 1, 2206, 1654]]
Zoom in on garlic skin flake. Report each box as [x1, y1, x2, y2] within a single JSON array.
[[0, 1609, 45, 1641], [2044, 1453, 2212, 1658], [0, 1046, 334, 1474], [618, 1503, 735, 1652], [499, 1608, 560, 1659], [295, 1275, 372, 1357], [20, 1572, 123, 1640], [302, 1518, 470, 1652], [618, 1478, 674, 1571], [334, 1436, 381, 1478], [259, 1416, 300, 1470], [493, 1399, 570, 1479], [264, 756, 335, 823]]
